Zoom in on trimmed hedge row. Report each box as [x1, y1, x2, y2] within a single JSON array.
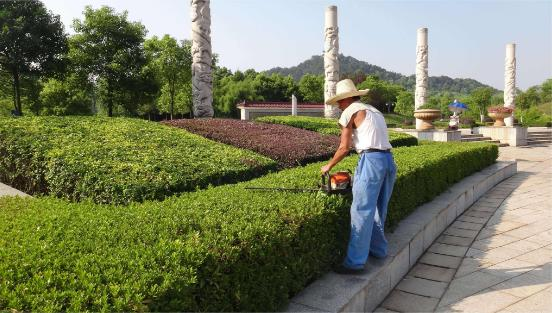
[[0, 117, 277, 204], [0, 142, 497, 312], [162, 118, 339, 168], [256, 115, 418, 147]]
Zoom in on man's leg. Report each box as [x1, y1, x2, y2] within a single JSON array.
[[343, 154, 385, 269], [369, 154, 397, 258]]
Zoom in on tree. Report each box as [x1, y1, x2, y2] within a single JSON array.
[[0, 72, 11, 115], [70, 6, 147, 117], [0, 0, 67, 115], [144, 35, 192, 119], [40, 74, 93, 115], [516, 86, 540, 110], [490, 93, 504, 106], [298, 74, 324, 103], [540, 79, 552, 104], [213, 75, 260, 117], [357, 76, 403, 112], [253, 73, 297, 101], [469, 87, 494, 122], [394, 91, 414, 117]]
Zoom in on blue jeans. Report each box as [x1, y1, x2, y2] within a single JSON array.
[[343, 151, 397, 269]]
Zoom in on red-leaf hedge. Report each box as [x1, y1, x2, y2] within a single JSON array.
[[163, 119, 339, 168]]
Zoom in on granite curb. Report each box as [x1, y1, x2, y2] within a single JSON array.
[[284, 160, 517, 312], [0, 183, 30, 198]]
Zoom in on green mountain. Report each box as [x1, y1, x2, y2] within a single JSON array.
[[265, 55, 496, 94]]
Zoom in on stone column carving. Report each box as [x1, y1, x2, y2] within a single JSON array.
[[323, 6, 340, 118], [415, 28, 429, 130], [504, 43, 516, 127], [191, 0, 214, 118]]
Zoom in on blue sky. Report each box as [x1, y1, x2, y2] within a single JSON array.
[[42, 0, 551, 90]]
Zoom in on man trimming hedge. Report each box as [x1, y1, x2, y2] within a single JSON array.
[[321, 79, 397, 274]]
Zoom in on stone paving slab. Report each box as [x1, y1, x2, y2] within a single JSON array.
[[443, 227, 479, 238], [427, 243, 468, 258], [408, 263, 456, 283], [455, 215, 487, 224], [396, 276, 448, 298], [436, 234, 473, 247], [455, 257, 492, 277], [463, 209, 494, 219], [490, 272, 551, 298], [381, 290, 439, 312], [419, 252, 462, 269], [439, 271, 507, 306], [479, 258, 537, 280], [497, 289, 552, 313], [438, 288, 521, 313], [373, 307, 399, 313]]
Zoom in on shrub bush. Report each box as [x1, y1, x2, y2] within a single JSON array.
[[255, 115, 338, 132], [0, 116, 277, 204], [0, 142, 497, 312], [256, 115, 418, 147], [518, 106, 552, 127], [162, 118, 340, 168]]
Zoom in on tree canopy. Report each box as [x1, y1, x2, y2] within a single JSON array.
[[0, 0, 67, 114], [70, 6, 147, 116], [145, 35, 192, 119]]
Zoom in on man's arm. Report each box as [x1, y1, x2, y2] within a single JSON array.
[[321, 117, 354, 174]]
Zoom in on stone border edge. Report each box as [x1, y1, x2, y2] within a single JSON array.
[[0, 183, 31, 198], [285, 160, 517, 312]]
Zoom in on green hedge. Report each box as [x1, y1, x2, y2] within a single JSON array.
[[256, 115, 338, 131], [0, 142, 497, 312], [256, 115, 418, 147], [0, 117, 277, 204]]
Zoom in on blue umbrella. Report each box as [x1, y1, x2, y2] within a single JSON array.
[[448, 99, 468, 113]]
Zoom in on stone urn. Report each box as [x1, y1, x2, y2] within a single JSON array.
[[413, 109, 441, 130], [488, 112, 512, 126]]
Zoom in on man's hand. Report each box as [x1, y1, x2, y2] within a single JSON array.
[[321, 164, 332, 174]]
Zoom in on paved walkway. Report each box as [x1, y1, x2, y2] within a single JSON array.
[[378, 144, 552, 312]]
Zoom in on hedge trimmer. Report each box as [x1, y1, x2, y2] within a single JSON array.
[[245, 171, 352, 195]]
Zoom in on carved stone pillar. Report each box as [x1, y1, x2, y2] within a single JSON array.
[[323, 6, 341, 118], [191, 0, 214, 118], [415, 28, 429, 130], [504, 43, 516, 127]]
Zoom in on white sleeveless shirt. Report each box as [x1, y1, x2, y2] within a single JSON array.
[[338, 101, 392, 153]]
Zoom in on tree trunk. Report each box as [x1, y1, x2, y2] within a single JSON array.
[[12, 75, 16, 112], [107, 85, 113, 117], [12, 68, 22, 115], [170, 83, 175, 120], [480, 114, 485, 123]]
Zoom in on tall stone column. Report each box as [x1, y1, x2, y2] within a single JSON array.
[[415, 27, 429, 130], [191, 0, 214, 118], [291, 94, 298, 116], [323, 5, 340, 118], [504, 43, 516, 127]]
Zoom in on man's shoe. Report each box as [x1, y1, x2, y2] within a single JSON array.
[[333, 265, 364, 275]]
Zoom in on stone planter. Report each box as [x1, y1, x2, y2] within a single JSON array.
[[488, 112, 512, 127], [413, 109, 441, 130]]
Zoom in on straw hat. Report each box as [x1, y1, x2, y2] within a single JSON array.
[[326, 79, 369, 105]]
